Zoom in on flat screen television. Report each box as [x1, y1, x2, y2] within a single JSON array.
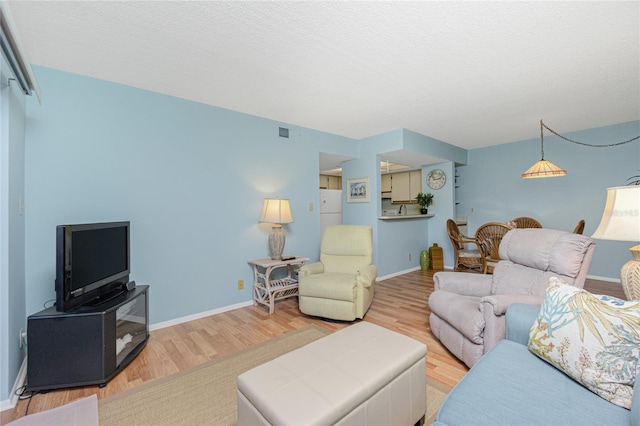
[[55, 221, 130, 312]]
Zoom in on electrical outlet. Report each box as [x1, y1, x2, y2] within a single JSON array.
[[408, 253, 412, 261], [237, 280, 244, 290]]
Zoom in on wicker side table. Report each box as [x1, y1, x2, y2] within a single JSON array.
[[247, 256, 309, 314]]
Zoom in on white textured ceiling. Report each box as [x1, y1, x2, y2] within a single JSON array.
[[5, 1, 640, 150]]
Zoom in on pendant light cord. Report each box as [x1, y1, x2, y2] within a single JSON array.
[[541, 120, 640, 148], [540, 120, 545, 159]]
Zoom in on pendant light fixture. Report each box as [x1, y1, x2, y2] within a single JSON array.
[[521, 120, 639, 179], [521, 120, 567, 179]]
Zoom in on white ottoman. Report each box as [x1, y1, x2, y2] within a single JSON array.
[[237, 322, 427, 425]]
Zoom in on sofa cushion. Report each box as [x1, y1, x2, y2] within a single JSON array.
[[498, 229, 593, 278], [528, 278, 640, 409], [298, 273, 356, 301], [320, 225, 372, 275], [436, 339, 630, 425], [492, 229, 594, 295], [491, 261, 553, 297]]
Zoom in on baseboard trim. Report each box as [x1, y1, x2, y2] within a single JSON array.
[[124, 272, 624, 332], [378, 266, 421, 281], [379, 267, 620, 284], [1, 356, 27, 412], [586, 274, 620, 283], [149, 300, 254, 331]]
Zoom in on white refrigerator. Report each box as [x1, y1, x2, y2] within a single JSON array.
[[320, 189, 342, 237]]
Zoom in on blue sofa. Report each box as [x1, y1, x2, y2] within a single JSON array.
[[433, 303, 639, 425]]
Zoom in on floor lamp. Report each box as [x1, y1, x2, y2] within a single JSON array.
[[592, 186, 640, 300], [259, 198, 294, 260]]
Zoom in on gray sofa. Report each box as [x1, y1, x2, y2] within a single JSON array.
[[433, 303, 639, 425]]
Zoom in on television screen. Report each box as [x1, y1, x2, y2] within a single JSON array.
[[70, 226, 128, 294], [56, 221, 130, 312]]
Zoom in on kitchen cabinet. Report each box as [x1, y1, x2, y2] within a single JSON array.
[[409, 170, 422, 200], [391, 170, 422, 203], [391, 172, 410, 201], [381, 174, 392, 197], [319, 175, 342, 190]]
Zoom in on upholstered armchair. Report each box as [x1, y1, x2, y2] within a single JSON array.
[[429, 228, 595, 368], [298, 225, 377, 321]]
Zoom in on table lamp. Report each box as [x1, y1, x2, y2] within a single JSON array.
[[259, 197, 294, 260], [591, 186, 640, 300]]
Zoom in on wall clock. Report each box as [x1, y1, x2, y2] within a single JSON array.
[[427, 169, 446, 190]]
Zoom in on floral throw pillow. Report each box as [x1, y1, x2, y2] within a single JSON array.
[[528, 277, 640, 409]]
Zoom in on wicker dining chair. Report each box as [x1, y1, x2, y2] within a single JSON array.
[[446, 219, 483, 271], [511, 217, 542, 229], [573, 219, 586, 235], [475, 222, 512, 274]]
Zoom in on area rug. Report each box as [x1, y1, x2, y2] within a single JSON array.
[[426, 378, 451, 424], [98, 324, 449, 425]]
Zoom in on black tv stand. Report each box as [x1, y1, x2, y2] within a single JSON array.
[[27, 285, 149, 392], [83, 288, 126, 307]]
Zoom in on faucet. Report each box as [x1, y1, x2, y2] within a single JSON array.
[[398, 204, 405, 215]]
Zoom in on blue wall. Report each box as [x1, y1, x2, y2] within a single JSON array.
[[342, 129, 465, 277], [459, 120, 640, 279], [424, 161, 457, 268], [24, 67, 357, 326]]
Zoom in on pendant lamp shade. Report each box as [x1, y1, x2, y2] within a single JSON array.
[[521, 159, 567, 179]]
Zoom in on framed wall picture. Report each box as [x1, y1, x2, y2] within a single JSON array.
[[347, 177, 370, 203]]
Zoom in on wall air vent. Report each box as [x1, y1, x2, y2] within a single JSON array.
[[279, 127, 289, 138]]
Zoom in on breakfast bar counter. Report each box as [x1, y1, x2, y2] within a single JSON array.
[[378, 214, 434, 220]]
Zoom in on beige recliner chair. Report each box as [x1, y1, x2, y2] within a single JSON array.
[[429, 228, 595, 368], [298, 225, 378, 321]]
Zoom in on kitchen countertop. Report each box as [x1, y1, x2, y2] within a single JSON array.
[[455, 217, 468, 225], [378, 214, 435, 220]]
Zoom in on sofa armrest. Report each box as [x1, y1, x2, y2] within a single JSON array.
[[299, 262, 324, 277], [480, 295, 544, 352], [481, 294, 545, 317], [356, 264, 378, 288], [433, 271, 493, 296], [631, 370, 640, 426], [505, 303, 542, 346]]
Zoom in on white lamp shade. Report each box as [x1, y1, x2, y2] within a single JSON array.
[[521, 159, 567, 179], [592, 186, 640, 242], [259, 198, 293, 224]]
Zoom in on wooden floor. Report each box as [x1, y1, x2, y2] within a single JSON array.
[[1, 269, 624, 423]]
